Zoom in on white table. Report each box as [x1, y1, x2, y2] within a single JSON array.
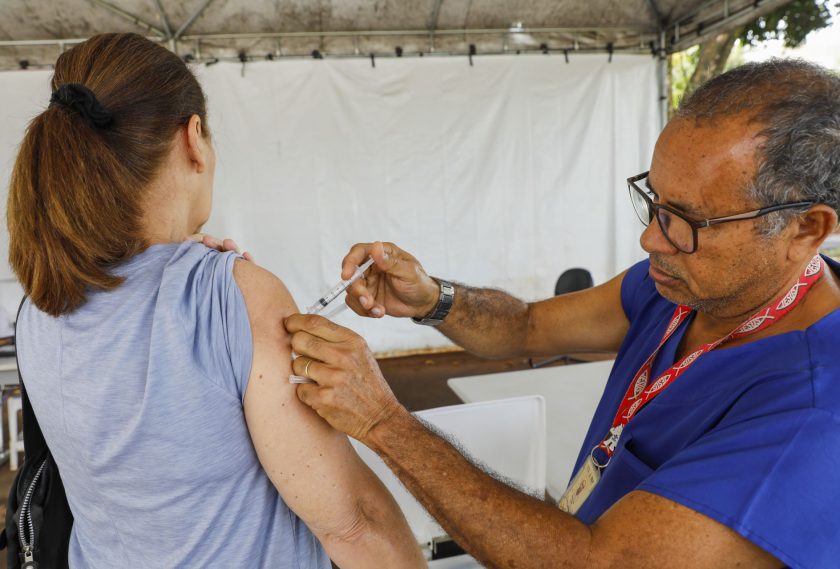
[[430, 555, 482, 568], [448, 360, 613, 499]]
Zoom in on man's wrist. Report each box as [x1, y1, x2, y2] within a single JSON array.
[[364, 403, 415, 454], [415, 277, 442, 318], [413, 278, 455, 326]]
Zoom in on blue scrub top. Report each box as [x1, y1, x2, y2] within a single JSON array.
[[571, 256, 840, 569]]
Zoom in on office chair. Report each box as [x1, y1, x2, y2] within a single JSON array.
[[554, 268, 594, 296], [530, 268, 594, 369]]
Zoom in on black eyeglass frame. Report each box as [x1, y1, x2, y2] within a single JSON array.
[[627, 171, 815, 254]]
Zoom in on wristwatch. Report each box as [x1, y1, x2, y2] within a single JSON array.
[[412, 279, 455, 326]]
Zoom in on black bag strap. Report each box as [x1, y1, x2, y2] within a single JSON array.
[[13, 297, 48, 462], [6, 297, 73, 569]]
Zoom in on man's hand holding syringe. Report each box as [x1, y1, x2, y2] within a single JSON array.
[[288, 256, 375, 384]]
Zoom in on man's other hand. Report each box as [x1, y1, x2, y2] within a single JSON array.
[[342, 241, 439, 319], [285, 313, 404, 443]]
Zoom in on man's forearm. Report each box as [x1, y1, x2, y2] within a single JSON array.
[[435, 283, 532, 359], [365, 407, 593, 569]]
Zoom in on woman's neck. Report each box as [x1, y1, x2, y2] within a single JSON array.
[[139, 178, 200, 245]]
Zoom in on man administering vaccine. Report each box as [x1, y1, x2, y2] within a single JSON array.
[[285, 60, 840, 569]]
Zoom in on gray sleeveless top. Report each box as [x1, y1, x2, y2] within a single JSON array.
[[16, 241, 330, 568]]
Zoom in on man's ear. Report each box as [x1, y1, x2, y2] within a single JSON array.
[[184, 114, 208, 173], [786, 205, 838, 263]]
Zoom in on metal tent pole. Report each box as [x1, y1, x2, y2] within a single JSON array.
[[656, 30, 668, 130]]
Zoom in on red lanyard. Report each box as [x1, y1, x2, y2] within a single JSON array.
[[596, 255, 825, 459]]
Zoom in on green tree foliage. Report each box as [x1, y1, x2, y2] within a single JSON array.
[[740, 0, 834, 47], [670, 0, 837, 114]]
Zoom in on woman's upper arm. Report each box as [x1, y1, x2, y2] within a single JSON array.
[[233, 259, 380, 538]]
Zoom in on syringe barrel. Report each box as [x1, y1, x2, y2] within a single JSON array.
[[303, 258, 371, 315]]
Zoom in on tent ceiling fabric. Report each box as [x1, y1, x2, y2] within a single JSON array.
[[1, 0, 792, 69]]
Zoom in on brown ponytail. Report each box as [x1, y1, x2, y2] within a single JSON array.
[[7, 33, 209, 316]]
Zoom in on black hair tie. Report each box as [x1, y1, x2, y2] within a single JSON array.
[[49, 83, 114, 129]]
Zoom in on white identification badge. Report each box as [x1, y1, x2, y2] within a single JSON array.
[[557, 455, 601, 515]]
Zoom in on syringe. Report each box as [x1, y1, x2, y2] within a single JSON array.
[[290, 256, 375, 384], [305, 257, 375, 315]]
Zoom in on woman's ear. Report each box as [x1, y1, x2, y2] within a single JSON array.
[[185, 114, 208, 173]]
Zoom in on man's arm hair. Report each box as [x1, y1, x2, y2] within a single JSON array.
[[365, 409, 784, 569], [437, 270, 630, 359]]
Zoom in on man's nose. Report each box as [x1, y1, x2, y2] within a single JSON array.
[[640, 216, 679, 255]]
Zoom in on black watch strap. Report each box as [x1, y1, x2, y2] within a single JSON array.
[[412, 279, 455, 326]]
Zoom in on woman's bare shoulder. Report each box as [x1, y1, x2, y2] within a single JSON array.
[[232, 259, 299, 337]]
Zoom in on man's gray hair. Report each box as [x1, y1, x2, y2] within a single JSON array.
[[677, 59, 840, 235]]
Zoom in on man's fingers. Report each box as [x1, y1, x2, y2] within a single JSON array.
[[290, 330, 331, 361], [291, 355, 325, 381], [296, 383, 337, 415], [345, 279, 372, 307], [374, 241, 423, 285], [370, 241, 389, 271], [371, 241, 399, 273], [296, 383, 319, 408], [341, 241, 401, 278], [341, 243, 375, 280], [344, 291, 370, 316], [285, 313, 358, 344], [346, 270, 385, 311]]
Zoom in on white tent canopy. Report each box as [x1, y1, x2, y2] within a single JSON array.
[[1, 0, 793, 69]]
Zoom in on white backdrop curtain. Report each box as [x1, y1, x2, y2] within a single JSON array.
[[0, 54, 658, 353]]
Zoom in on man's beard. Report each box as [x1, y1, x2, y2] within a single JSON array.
[[650, 253, 735, 314], [648, 252, 774, 318]]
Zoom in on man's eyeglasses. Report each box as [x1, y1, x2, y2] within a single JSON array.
[[627, 171, 814, 254]]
